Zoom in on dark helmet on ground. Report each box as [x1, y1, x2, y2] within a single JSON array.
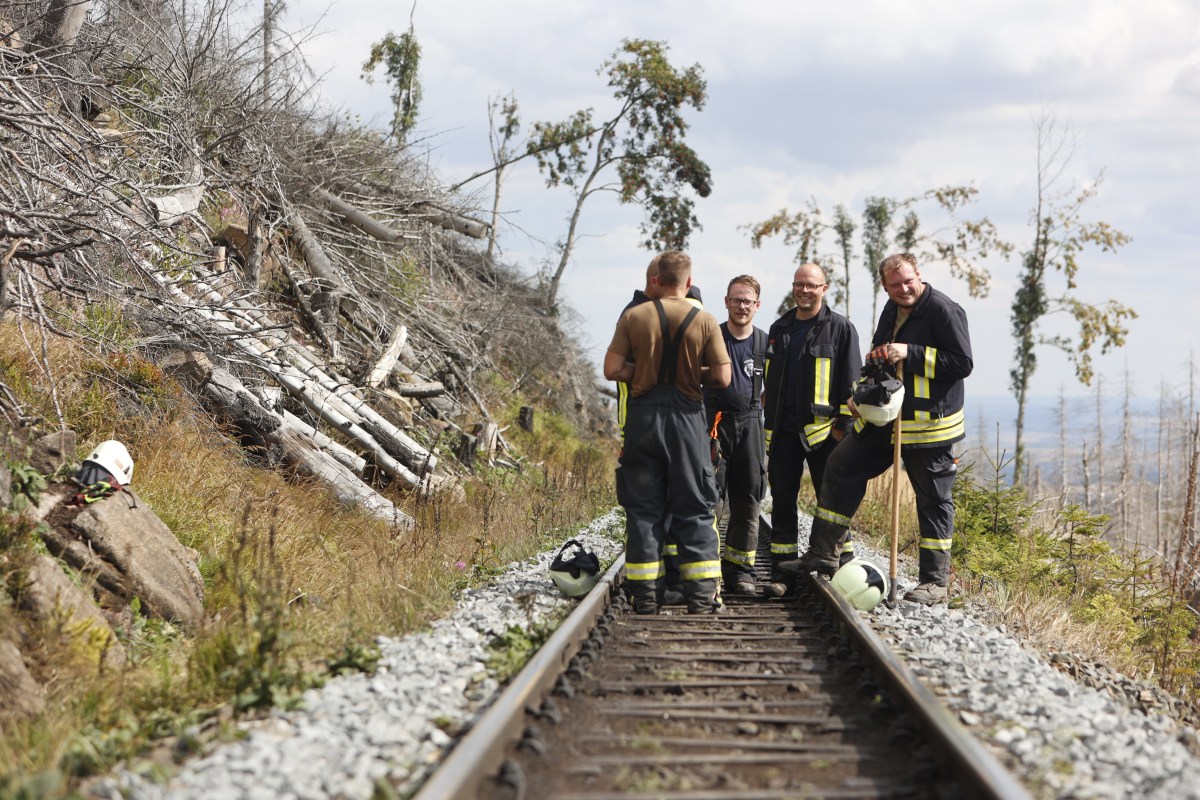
[[549, 539, 601, 598]]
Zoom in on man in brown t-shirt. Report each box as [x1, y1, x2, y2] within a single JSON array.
[[604, 251, 731, 615]]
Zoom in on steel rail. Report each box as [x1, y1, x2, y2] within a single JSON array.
[[809, 573, 1034, 800], [411, 552, 626, 800], [414, 515, 1033, 800]]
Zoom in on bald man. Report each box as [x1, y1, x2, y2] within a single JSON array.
[[761, 263, 861, 596]]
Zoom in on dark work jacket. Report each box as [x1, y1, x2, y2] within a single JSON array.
[[865, 282, 972, 447], [762, 304, 860, 450]]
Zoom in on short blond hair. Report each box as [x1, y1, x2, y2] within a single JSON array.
[[656, 251, 692, 288], [726, 274, 761, 299]]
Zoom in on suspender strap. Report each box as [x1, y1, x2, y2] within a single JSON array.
[[653, 300, 701, 387], [750, 328, 768, 406]]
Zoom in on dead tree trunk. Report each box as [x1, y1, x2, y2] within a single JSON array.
[[36, 0, 93, 50], [366, 324, 407, 388], [286, 207, 353, 321]]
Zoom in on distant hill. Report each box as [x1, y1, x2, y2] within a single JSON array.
[[962, 392, 1175, 482]]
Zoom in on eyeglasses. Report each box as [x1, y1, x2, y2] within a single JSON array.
[[726, 298, 759, 307], [792, 282, 826, 291]]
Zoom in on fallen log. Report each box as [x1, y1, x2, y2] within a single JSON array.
[[161, 351, 412, 527], [366, 323, 407, 388], [388, 381, 444, 399], [155, 276, 432, 491], [177, 268, 438, 475], [313, 187, 414, 244], [148, 162, 203, 226], [412, 201, 489, 240], [273, 423, 412, 529]]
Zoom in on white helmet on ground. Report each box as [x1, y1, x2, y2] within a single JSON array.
[[84, 440, 134, 484], [830, 557, 889, 611], [549, 539, 601, 598]]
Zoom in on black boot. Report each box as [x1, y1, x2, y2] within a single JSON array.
[[777, 522, 842, 578], [629, 580, 660, 615]]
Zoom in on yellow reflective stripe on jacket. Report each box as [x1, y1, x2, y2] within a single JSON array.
[[913, 346, 937, 400], [626, 560, 664, 581], [898, 409, 964, 445], [679, 560, 721, 580], [722, 545, 756, 567], [919, 536, 953, 552], [813, 357, 831, 407], [663, 543, 679, 556], [815, 506, 852, 527], [841, 539, 855, 555], [857, 409, 966, 444], [617, 382, 630, 440], [803, 417, 834, 447], [771, 541, 799, 556]]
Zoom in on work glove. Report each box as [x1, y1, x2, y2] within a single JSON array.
[[866, 345, 891, 367]]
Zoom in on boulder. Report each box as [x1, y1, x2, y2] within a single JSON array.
[[0, 638, 44, 721], [21, 555, 127, 671], [27, 430, 76, 476], [41, 490, 205, 630]]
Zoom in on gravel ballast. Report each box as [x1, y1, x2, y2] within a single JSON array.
[[91, 508, 1200, 799]]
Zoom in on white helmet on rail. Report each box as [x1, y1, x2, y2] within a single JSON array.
[[831, 557, 889, 611], [83, 440, 134, 485]]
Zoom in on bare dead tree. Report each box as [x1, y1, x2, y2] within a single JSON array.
[[1095, 375, 1106, 516], [1057, 384, 1069, 500], [1119, 367, 1134, 547]]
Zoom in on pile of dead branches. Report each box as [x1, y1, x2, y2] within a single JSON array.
[[1, 0, 609, 524]]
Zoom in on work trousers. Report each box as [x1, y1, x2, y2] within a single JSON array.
[[617, 386, 721, 608], [711, 409, 766, 583], [808, 423, 958, 586], [768, 433, 853, 570]]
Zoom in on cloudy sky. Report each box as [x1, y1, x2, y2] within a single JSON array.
[[284, 0, 1200, 406]]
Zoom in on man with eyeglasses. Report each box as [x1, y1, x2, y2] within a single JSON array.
[[780, 253, 972, 605], [703, 275, 769, 597], [761, 263, 861, 597]]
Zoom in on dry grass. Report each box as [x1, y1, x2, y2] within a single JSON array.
[[970, 582, 1142, 675]]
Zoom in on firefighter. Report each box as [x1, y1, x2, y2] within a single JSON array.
[[704, 275, 769, 596], [780, 253, 972, 605], [761, 263, 861, 596], [616, 257, 706, 605], [604, 251, 731, 615]]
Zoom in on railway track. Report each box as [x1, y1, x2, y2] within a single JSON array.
[[414, 521, 1031, 800]]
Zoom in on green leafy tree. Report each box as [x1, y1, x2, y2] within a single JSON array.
[[362, 20, 422, 144], [860, 196, 894, 324], [1009, 113, 1134, 484], [831, 204, 856, 317], [528, 38, 712, 308]]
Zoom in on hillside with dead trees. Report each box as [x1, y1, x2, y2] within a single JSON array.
[[1, 0, 610, 510]]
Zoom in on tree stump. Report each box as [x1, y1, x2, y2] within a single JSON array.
[[457, 433, 479, 469], [518, 406, 535, 432]]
